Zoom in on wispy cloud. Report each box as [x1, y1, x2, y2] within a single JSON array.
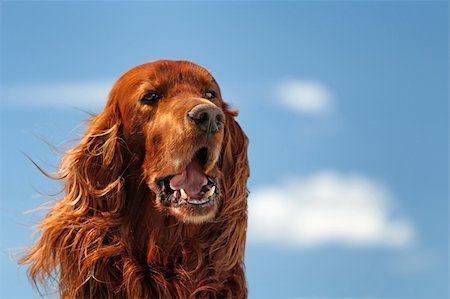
[[2, 81, 113, 109], [275, 79, 333, 115], [248, 171, 416, 249]]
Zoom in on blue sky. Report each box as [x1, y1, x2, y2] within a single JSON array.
[[1, 1, 448, 298]]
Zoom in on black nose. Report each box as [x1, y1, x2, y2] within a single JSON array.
[[188, 104, 225, 134]]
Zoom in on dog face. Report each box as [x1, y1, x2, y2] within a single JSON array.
[[111, 60, 228, 223]]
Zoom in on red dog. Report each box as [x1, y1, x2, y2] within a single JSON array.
[[21, 60, 250, 298]]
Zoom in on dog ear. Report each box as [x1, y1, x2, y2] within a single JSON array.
[[220, 107, 250, 202], [210, 106, 249, 287], [19, 100, 127, 297], [60, 103, 126, 213]]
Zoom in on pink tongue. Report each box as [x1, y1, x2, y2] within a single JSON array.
[[169, 158, 208, 196]]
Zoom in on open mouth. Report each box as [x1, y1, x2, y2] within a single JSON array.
[[155, 148, 220, 209]]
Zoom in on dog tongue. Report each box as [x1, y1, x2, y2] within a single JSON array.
[[170, 158, 208, 196]]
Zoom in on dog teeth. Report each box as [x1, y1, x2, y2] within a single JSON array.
[[188, 198, 209, 205], [205, 186, 215, 198], [180, 189, 188, 200]]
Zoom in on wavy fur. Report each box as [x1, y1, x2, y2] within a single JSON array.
[[20, 61, 249, 298]]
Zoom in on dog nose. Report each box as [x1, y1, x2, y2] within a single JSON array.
[[188, 104, 225, 134]]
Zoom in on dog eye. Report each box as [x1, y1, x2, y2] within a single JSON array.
[[142, 92, 161, 104], [205, 91, 216, 100]]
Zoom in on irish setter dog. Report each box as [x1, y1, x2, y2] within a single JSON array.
[[21, 60, 250, 298]]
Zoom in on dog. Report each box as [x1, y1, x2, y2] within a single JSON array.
[[21, 60, 250, 298]]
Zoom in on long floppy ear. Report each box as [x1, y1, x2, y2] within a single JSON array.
[[20, 103, 127, 297], [60, 104, 125, 213], [220, 107, 250, 207], [60, 103, 124, 216], [209, 105, 249, 292]]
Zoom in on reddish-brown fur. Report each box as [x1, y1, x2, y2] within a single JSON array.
[[20, 60, 249, 298]]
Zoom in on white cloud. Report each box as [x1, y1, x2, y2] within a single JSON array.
[[248, 171, 416, 249], [2, 81, 113, 109], [275, 79, 333, 115]]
